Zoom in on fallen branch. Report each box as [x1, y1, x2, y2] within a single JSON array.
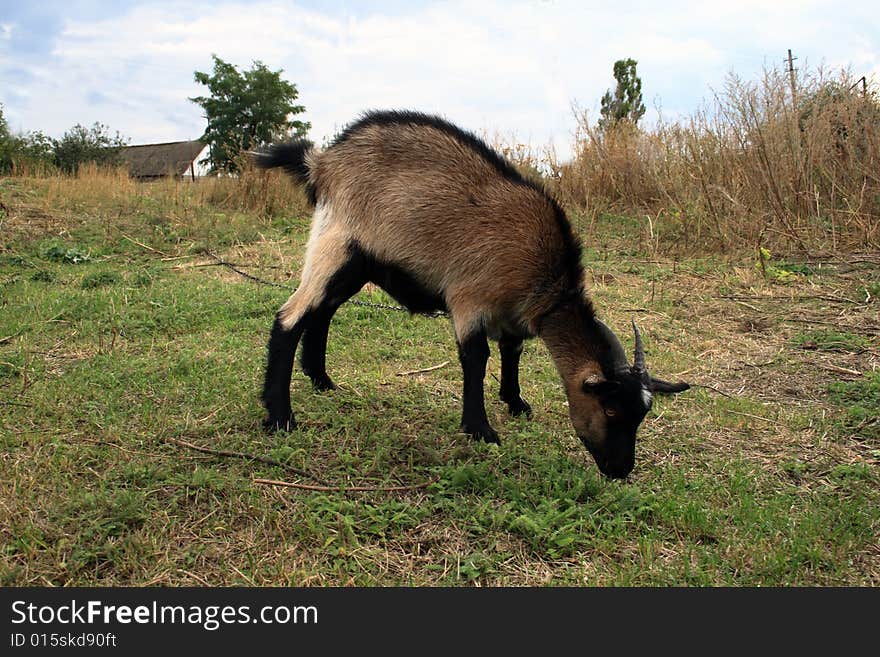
[[121, 232, 168, 257], [162, 436, 330, 486], [725, 409, 774, 423], [254, 476, 439, 494], [717, 294, 860, 305], [689, 383, 735, 398], [397, 361, 449, 376], [818, 363, 862, 377], [206, 251, 289, 289], [784, 317, 880, 335]]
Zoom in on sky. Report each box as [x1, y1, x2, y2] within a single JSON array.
[[1, 0, 877, 159]]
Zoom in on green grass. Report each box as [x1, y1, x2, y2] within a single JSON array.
[[828, 372, 880, 444], [1, 176, 878, 586], [792, 330, 872, 353]]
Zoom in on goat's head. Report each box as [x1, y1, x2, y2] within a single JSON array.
[[567, 320, 689, 479]]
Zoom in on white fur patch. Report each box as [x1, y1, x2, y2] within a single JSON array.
[[641, 387, 653, 410], [301, 201, 330, 281]]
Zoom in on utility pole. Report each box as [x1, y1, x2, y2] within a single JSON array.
[[849, 76, 868, 98], [786, 49, 798, 102]]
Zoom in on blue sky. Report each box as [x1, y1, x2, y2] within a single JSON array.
[[1, 1, 877, 158]]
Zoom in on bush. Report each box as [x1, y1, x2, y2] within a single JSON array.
[[52, 123, 128, 174], [1, 105, 128, 176]]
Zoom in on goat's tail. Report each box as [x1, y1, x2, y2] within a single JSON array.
[[250, 139, 317, 205]]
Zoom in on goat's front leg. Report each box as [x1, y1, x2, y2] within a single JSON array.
[[498, 334, 532, 418], [456, 329, 499, 444]]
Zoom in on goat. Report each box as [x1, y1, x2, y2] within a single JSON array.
[[255, 110, 688, 479]]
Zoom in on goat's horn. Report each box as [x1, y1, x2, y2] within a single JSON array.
[[632, 319, 646, 374]]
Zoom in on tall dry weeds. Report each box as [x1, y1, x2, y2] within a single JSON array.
[[552, 65, 879, 254], [35, 159, 309, 222]]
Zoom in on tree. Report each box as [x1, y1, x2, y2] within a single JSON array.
[[1, 104, 57, 174], [52, 122, 128, 174], [0, 104, 8, 141], [190, 55, 310, 173], [599, 58, 646, 129], [0, 104, 13, 172]]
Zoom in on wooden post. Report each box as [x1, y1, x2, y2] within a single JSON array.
[[190, 160, 195, 182], [849, 76, 869, 98], [786, 49, 798, 102]]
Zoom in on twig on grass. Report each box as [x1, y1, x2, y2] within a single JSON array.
[[120, 232, 169, 257], [784, 317, 880, 335], [818, 363, 862, 377], [725, 409, 775, 423], [397, 361, 449, 376], [253, 476, 439, 494], [162, 436, 331, 486], [206, 251, 289, 288], [179, 569, 212, 586], [689, 383, 735, 398]]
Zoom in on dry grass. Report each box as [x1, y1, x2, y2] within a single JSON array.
[[8, 160, 310, 234], [502, 65, 879, 255]]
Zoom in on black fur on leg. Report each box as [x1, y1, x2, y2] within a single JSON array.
[[498, 334, 532, 418], [300, 309, 336, 391], [262, 313, 306, 432], [298, 246, 369, 390], [457, 330, 499, 443]]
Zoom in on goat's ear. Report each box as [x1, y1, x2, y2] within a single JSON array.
[[582, 378, 621, 396], [649, 377, 690, 394]]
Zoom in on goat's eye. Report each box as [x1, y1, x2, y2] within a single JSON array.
[[604, 408, 617, 417]]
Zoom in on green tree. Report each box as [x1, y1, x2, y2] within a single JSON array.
[[0, 104, 13, 172], [599, 58, 646, 129], [190, 54, 310, 173], [0, 104, 57, 174], [52, 122, 128, 174], [0, 104, 8, 141]]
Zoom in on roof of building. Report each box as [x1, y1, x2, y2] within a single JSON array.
[[118, 140, 206, 178]]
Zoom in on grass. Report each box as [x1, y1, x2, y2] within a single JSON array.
[[1, 173, 878, 586]]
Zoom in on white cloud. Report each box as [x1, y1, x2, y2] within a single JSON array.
[[0, 1, 877, 157]]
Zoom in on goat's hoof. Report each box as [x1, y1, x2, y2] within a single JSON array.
[[263, 414, 296, 433], [462, 422, 500, 444], [309, 374, 336, 392], [505, 397, 532, 418]]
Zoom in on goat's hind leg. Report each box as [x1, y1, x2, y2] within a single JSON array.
[[262, 222, 356, 432], [299, 253, 367, 391], [262, 296, 310, 432], [299, 313, 336, 391], [498, 334, 532, 418]]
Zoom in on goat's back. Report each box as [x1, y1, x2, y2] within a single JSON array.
[[309, 112, 584, 326]]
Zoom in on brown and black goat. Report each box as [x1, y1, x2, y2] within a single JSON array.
[[255, 110, 688, 479]]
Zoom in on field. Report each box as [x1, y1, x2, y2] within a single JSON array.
[[1, 171, 878, 586]]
